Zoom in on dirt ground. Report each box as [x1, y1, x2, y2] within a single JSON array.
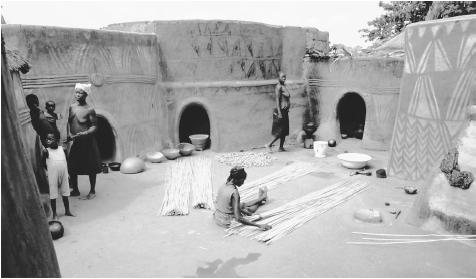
[[52, 139, 476, 277]]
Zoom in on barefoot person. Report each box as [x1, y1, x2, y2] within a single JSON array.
[[43, 133, 74, 220], [214, 166, 272, 230], [266, 72, 291, 152], [66, 83, 101, 199], [44, 100, 62, 142]]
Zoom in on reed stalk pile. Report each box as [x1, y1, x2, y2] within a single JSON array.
[[239, 162, 316, 202], [160, 157, 214, 215], [226, 179, 369, 244], [191, 157, 214, 210], [160, 159, 193, 216]]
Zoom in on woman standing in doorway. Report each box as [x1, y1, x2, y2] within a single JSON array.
[[266, 72, 291, 152]]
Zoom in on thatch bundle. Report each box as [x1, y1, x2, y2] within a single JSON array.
[[5, 49, 30, 74]]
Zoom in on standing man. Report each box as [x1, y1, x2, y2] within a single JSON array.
[[66, 83, 102, 199], [266, 72, 291, 152]]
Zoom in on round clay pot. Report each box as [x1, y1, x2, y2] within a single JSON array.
[[108, 162, 121, 171], [49, 220, 64, 240], [328, 139, 337, 147], [120, 157, 145, 174], [162, 148, 180, 160], [189, 134, 209, 151], [146, 151, 165, 163], [177, 143, 195, 156]]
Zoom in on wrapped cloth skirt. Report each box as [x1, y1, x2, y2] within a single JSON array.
[[67, 135, 102, 175], [271, 108, 289, 137]]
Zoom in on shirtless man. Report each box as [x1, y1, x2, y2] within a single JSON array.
[[65, 83, 102, 199], [266, 72, 291, 152]]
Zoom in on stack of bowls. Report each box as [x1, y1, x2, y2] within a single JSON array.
[[189, 134, 209, 151]]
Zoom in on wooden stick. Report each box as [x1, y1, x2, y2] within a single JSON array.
[[352, 232, 476, 237], [347, 238, 476, 245]]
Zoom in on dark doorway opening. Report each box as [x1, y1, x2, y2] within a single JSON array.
[[337, 92, 366, 139], [95, 116, 116, 162], [179, 104, 211, 148]]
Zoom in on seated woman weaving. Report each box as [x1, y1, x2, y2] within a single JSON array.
[[214, 166, 272, 230]]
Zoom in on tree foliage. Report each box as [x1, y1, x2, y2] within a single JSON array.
[[360, 1, 476, 45]]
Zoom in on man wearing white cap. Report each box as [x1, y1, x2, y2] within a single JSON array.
[[65, 83, 102, 199]]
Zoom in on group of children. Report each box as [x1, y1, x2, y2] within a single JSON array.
[[41, 100, 74, 221]]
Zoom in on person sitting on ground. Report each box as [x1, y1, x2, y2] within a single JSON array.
[[214, 166, 272, 230], [44, 100, 61, 141], [43, 133, 75, 220]]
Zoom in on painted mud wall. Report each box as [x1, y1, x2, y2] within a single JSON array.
[[388, 15, 476, 181], [106, 20, 329, 151], [2, 25, 167, 160], [305, 57, 404, 150]]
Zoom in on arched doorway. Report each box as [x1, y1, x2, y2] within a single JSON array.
[[337, 92, 366, 139], [95, 115, 116, 162], [179, 104, 211, 149]]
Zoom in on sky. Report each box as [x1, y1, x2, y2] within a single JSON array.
[[1, 0, 385, 47]]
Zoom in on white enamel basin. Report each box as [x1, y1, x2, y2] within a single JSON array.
[[337, 153, 372, 169]]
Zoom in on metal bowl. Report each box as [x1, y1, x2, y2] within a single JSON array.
[[337, 153, 372, 169]]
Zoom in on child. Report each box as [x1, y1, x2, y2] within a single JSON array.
[[44, 100, 61, 141], [43, 133, 75, 220]]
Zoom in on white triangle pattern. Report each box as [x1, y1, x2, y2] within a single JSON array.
[[434, 39, 452, 71], [445, 121, 467, 140], [446, 70, 474, 120], [408, 76, 441, 119], [445, 21, 456, 35], [431, 25, 440, 37], [418, 26, 427, 38], [457, 34, 476, 69], [404, 41, 417, 74], [416, 41, 433, 73], [460, 20, 470, 33]]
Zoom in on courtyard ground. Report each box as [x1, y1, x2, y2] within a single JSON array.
[[53, 139, 476, 277]]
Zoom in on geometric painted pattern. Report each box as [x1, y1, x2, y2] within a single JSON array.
[[388, 16, 476, 181]]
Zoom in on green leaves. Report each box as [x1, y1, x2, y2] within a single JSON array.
[[360, 1, 475, 46]]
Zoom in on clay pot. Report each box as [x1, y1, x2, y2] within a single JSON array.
[[303, 123, 317, 137], [162, 148, 180, 160], [146, 151, 165, 163], [328, 139, 336, 147], [102, 163, 109, 173], [108, 162, 121, 171], [177, 143, 195, 156], [120, 157, 145, 174], [49, 220, 64, 240], [189, 134, 209, 151]]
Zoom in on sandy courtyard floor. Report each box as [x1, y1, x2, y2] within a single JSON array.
[[52, 139, 476, 277]]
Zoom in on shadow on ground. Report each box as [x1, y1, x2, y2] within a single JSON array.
[[185, 253, 261, 278]]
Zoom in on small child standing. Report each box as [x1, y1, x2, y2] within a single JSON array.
[[44, 100, 61, 141], [43, 133, 75, 220]]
